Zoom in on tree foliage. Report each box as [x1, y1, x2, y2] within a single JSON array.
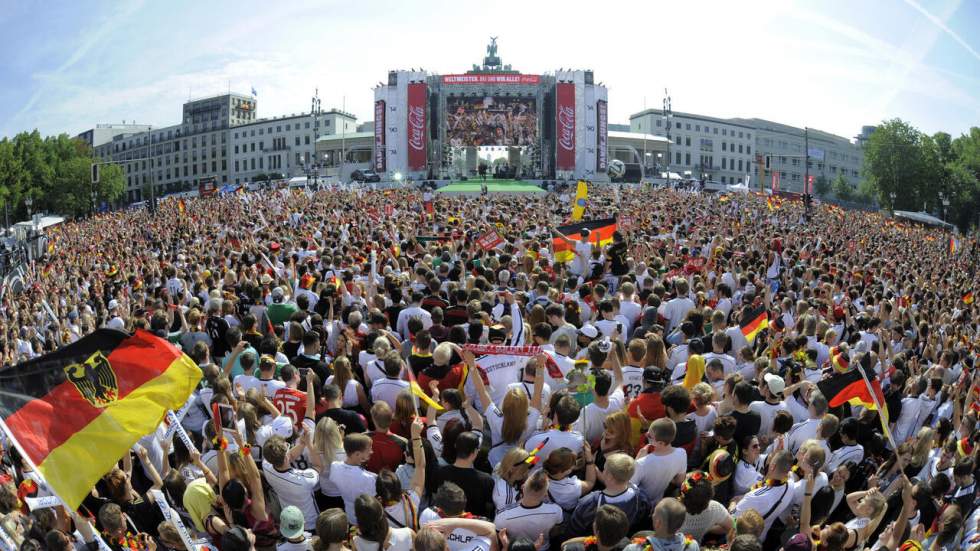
[[862, 120, 980, 230], [0, 131, 125, 220]]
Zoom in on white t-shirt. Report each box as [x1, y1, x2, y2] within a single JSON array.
[[486, 404, 541, 468], [621, 366, 644, 402], [545, 475, 582, 511], [492, 477, 522, 514], [659, 297, 695, 332], [631, 448, 687, 505], [733, 482, 793, 540], [353, 527, 413, 551], [384, 491, 421, 530], [318, 448, 347, 496], [277, 536, 313, 551], [574, 394, 625, 447], [370, 377, 410, 410], [749, 400, 786, 440], [524, 429, 584, 463], [571, 241, 593, 276], [262, 460, 320, 530], [545, 352, 576, 394], [786, 418, 820, 454], [476, 353, 529, 409], [325, 376, 362, 408], [328, 461, 378, 525], [494, 501, 564, 551], [419, 508, 491, 551]]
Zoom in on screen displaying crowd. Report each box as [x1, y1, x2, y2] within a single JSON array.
[[445, 97, 537, 147], [0, 184, 976, 551]]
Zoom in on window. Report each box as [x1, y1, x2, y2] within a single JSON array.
[[193, 164, 197, 175], [259, 157, 263, 169], [713, 128, 718, 135], [259, 129, 264, 135], [251, 143, 255, 152], [739, 131, 744, 138], [259, 142, 264, 151], [722, 142, 727, 152], [656, 120, 662, 127], [738, 144, 743, 153], [325, 120, 331, 127], [251, 158, 255, 170], [276, 126, 281, 132], [747, 133, 751, 140], [235, 161, 239, 172], [685, 137, 691, 146], [722, 158, 727, 169], [675, 136, 681, 145], [305, 122, 310, 129], [305, 136, 310, 145], [295, 136, 300, 146], [234, 133, 238, 139], [675, 122, 680, 129], [695, 125, 700, 132], [234, 145, 239, 154], [286, 124, 291, 131], [738, 159, 743, 171], [685, 153, 690, 165], [184, 166, 188, 177], [675, 151, 681, 164], [747, 146, 751, 155]]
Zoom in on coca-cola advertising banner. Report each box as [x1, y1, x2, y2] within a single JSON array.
[[407, 83, 428, 172], [374, 100, 386, 172], [555, 83, 576, 171], [596, 100, 608, 172], [442, 74, 540, 85]]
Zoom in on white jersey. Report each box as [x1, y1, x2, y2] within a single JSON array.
[[262, 460, 320, 530], [574, 394, 625, 447], [621, 366, 644, 402], [476, 353, 529, 410], [524, 429, 584, 462], [328, 462, 378, 525], [733, 482, 793, 540], [494, 502, 564, 551], [631, 448, 687, 505], [370, 377, 410, 410], [419, 508, 491, 551], [486, 403, 540, 468], [545, 475, 582, 511]]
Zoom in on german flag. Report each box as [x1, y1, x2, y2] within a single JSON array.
[[0, 329, 201, 509], [552, 218, 617, 263], [964, 291, 974, 305], [817, 364, 886, 421], [739, 305, 769, 343]]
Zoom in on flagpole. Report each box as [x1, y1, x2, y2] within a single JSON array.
[[854, 361, 903, 465], [0, 418, 114, 551]]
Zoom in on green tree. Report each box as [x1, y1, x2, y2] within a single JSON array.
[[862, 119, 932, 210], [832, 173, 852, 200], [814, 175, 831, 197]]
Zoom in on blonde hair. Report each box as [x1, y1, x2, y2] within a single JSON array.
[[332, 356, 353, 392], [643, 335, 667, 369], [501, 388, 530, 444], [691, 382, 715, 406], [495, 448, 531, 483], [602, 453, 635, 483], [314, 417, 344, 467], [603, 411, 632, 452]]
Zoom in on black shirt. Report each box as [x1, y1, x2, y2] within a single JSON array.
[[205, 316, 230, 358], [291, 354, 331, 383], [731, 409, 762, 445], [317, 407, 367, 433], [436, 465, 495, 518], [608, 241, 629, 276]]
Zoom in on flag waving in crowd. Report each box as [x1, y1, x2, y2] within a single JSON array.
[[570, 180, 588, 221], [552, 217, 617, 263], [0, 329, 201, 508]]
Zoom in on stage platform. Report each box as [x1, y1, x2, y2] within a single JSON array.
[[435, 179, 545, 194]]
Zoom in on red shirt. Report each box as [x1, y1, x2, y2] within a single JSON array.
[[417, 363, 468, 394], [273, 387, 307, 428], [365, 431, 407, 474]]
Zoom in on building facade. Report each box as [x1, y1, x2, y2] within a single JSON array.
[[732, 118, 864, 193], [77, 123, 153, 149], [230, 110, 356, 185], [629, 110, 756, 184], [92, 93, 256, 203]]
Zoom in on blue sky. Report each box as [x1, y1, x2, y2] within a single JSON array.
[[0, 0, 977, 141]]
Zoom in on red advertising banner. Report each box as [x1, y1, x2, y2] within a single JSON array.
[[407, 83, 427, 171], [441, 74, 541, 85], [374, 100, 386, 172], [596, 100, 608, 172], [556, 83, 576, 171], [476, 230, 504, 251]]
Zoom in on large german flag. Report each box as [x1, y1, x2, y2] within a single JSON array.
[[0, 329, 201, 509], [739, 305, 769, 343], [817, 364, 887, 422], [552, 218, 617, 263]]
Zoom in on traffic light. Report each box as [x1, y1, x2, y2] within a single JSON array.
[[91, 163, 100, 184], [764, 155, 771, 170]]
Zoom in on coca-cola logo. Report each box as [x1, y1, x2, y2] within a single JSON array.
[[408, 106, 425, 151], [558, 106, 575, 151]]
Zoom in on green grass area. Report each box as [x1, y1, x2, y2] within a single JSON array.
[[436, 179, 544, 193]]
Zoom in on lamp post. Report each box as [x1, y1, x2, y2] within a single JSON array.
[[311, 89, 322, 187], [889, 192, 896, 214], [941, 193, 950, 224], [662, 89, 672, 179]]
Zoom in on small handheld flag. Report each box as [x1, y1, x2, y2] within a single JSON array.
[[406, 367, 443, 412], [964, 291, 974, 305], [739, 306, 769, 343]]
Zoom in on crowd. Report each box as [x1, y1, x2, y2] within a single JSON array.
[[0, 183, 978, 551]]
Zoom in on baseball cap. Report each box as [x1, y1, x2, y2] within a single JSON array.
[[221, 526, 252, 551], [270, 416, 294, 439], [764, 373, 785, 395], [279, 506, 305, 540], [107, 299, 119, 311], [578, 324, 599, 340], [271, 287, 285, 302], [642, 366, 666, 384]]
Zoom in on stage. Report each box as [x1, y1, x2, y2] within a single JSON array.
[[435, 179, 545, 194]]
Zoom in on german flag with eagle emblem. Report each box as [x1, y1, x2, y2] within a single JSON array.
[[0, 329, 201, 509]]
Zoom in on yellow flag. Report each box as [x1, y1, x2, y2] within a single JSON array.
[[571, 180, 588, 221]]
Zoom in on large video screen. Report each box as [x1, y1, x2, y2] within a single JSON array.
[[445, 96, 537, 147]]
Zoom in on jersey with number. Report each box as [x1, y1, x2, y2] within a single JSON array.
[[273, 387, 307, 428], [621, 366, 644, 402]]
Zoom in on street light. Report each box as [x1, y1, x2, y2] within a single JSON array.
[[889, 192, 896, 213], [941, 193, 950, 223]]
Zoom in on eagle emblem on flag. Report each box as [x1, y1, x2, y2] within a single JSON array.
[[64, 352, 119, 407]]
